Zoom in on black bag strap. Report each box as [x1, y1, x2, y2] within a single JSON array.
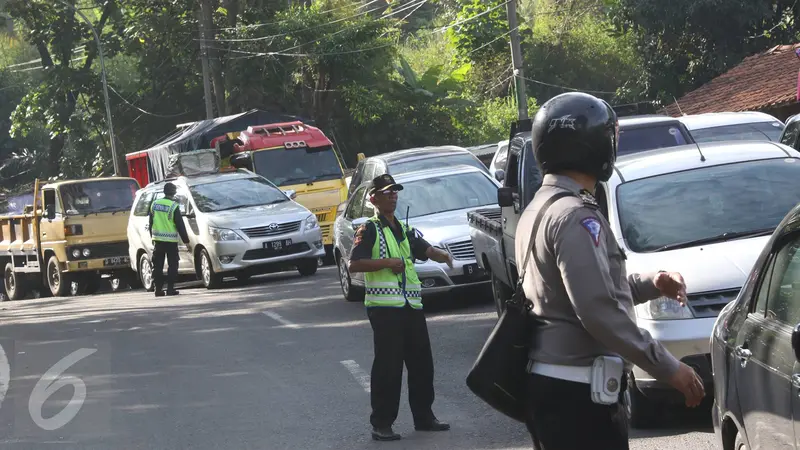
[[514, 191, 574, 296]]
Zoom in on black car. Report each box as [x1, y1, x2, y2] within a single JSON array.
[[711, 201, 800, 450], [346, 145, 489, 198]]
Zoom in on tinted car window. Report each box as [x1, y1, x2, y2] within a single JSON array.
[[60, 179, 140, 215], [618, 124, 689, 156], [346, 186, 367, 220], [690, 121, 784, 143], [765, 236, 800, 325], [616, 158, 800, 253], [133, 191, 156, 217], [390, 153, 486, 175], [780, 120, 800, 149]]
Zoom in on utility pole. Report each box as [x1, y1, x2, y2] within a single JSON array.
[[506, 0, 528, 121], [197, 3, 214, 120]]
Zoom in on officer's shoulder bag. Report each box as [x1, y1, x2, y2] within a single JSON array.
[[465, 191, 574, 423]]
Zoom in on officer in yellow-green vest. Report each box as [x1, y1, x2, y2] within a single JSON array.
[[348, 174, 454, 442], [149, 182, 190, 297]]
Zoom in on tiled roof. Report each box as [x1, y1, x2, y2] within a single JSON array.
[[662, 44, 800, 116]]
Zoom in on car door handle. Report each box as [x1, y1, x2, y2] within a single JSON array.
[[734, 346, 752, 367], [792, 374, 800, 390]]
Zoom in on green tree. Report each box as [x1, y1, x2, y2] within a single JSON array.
[[5, 0, 125, 178]]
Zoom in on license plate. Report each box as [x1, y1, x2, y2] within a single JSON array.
[[463, 263, 483, 278], [264, 239, 292, 251], [103, 256, 129, 267]]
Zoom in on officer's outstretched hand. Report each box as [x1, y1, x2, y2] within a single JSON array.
[[668, 362, 705, 408], [654, 271, 688, 305]]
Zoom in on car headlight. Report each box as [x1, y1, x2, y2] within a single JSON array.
[[305, 215, 319, 230], [82, 248, 91, 257], [635, 297, 694, 320], [72, 249, 81, 258], [209, 226, 243, 241]]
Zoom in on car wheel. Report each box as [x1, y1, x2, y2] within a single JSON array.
[[297, 258, 318, 276], [199, 249, 223, 289], [46, 255, 72, 297], [623, 379, 659, 429], [338, 255, 363, 302], [4, 262, 27, 301], [139, 253, 155, 292], [734, 430, 748, 450], [491, 273, 512, 317]]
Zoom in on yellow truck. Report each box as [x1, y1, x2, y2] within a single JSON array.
[[1, 177, 141, 300]]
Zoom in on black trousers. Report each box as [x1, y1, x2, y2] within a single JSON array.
[[367, 304, 436, 428], [524, 373, 629, 450], [152, 241, 179, 292]]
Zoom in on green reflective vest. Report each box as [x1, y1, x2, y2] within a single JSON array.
[[151, 198, 179, 243], [364, 215, 423, 309]]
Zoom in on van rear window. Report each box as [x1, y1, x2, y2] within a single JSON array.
[[618, 124, 689, 156]]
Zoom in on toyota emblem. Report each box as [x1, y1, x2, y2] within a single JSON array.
[[268, 223, 279, 230]]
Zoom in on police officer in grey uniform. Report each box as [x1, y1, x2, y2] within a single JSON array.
[[515, 92, 705, 449]]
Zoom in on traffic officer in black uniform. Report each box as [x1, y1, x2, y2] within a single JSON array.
[[348, 174, 453, 442], [515, 92, 706, 449]]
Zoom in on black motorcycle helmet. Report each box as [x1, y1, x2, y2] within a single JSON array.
[[531, 92, 618, 181]]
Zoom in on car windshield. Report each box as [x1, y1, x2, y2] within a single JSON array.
[[390, 153, 487, 175], [60, 179, 139, 215], [618, 124, 689, 156], [689, 121, 784, 143], [252, 145, 343, 186], [616, 158, 800, 252], [394, 171, 497, 220], [189, 176, 289, 213]]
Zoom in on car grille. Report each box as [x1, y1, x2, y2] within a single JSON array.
[[241, 221, 301, 238], [242, 242, 310, 260], [67, 241, 128, 261], [687, 288, 740, 318], [445, 239, 475, 260]]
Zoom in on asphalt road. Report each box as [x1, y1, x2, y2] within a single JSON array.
[[0, 267, 718, 449]]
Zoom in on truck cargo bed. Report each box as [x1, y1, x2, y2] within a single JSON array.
[[467, 207, 502, 237]]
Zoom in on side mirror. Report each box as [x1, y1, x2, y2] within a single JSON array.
[[352, 217, 368, 230], [283, 189, 297, 200], [497, 187, 514, 208], [337, 201, 347, 217], [45, 204, 56, 220], [230, 153, 253, 170], [793, 324, 800, 362], [494, 169, 505, 182]]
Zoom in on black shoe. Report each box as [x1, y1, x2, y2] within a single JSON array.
[[414, 419, 450, 432], [154, 290, 165, 297], [371, 426, 401, 441], [165, 290, 180, 296]]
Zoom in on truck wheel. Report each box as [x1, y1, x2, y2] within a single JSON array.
[[138, 254, 155, 292], [297, 258, 318, 276], [198, 249, 223, 289], [491, 273, 512, 317], [4, 262, 27, 301], [624, 378, 659, 429], [46, 255, 72, 297]]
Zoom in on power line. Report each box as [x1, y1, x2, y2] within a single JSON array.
[[214, 1, 511, 60], [213, 0, 374, 32], [516, 74, 618, 95], [201, 0, 385, 44], [108, 85, 190, 118]]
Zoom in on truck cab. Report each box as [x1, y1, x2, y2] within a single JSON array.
[[229, 122, 347, 262], [1, 177, 141, 299]]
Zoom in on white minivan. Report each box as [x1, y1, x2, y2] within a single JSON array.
[[596, 140, 800, 428], [128, 169, 325, 289]]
